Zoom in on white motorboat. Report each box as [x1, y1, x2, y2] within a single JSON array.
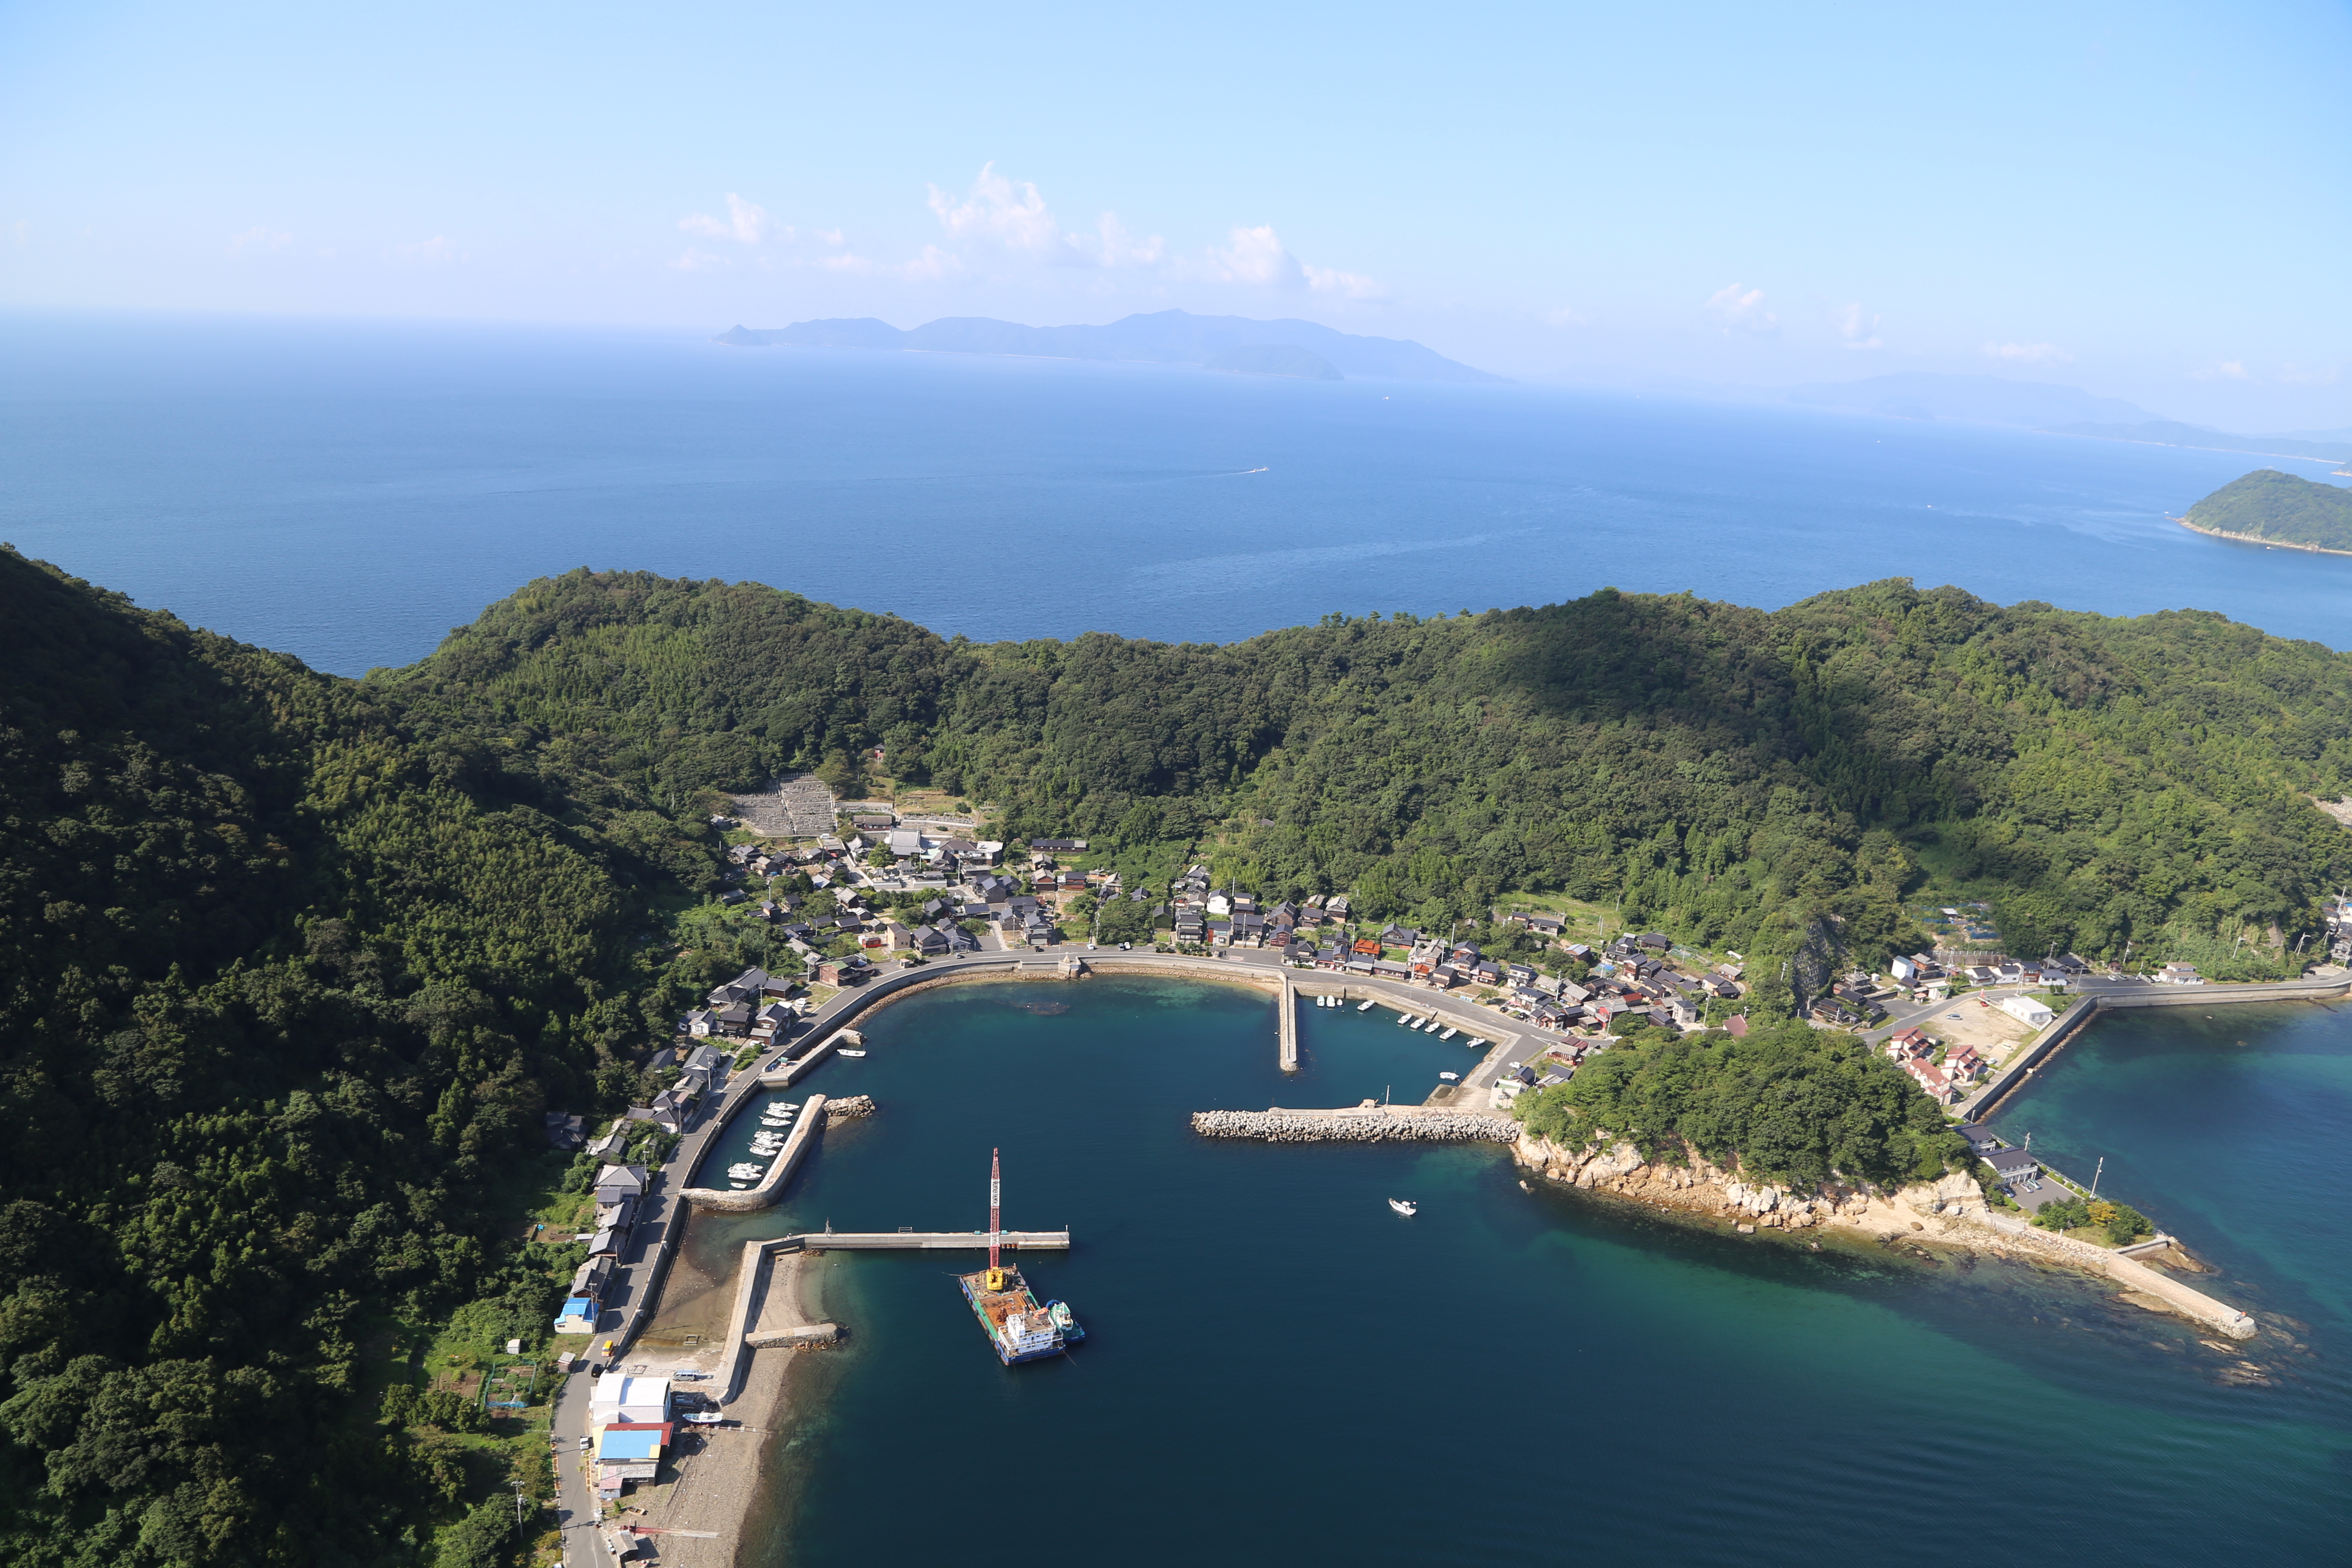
[[1439, 1071, 1459, 1082], [839, 1048, 867, 1058], [1438, 1026, 1458, 1040], [1388, 1199, 1418, 1216], [1357, 999, 1375, 1012], [681, 1412, 723, 1425]]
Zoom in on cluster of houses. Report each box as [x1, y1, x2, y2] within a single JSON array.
[[1881, 1024, 1991, 1104], [1167, 867, 1348, 950], [553, 1159, 654, 1337]]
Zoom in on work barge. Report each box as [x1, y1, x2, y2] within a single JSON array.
[[956, 1149, 1084, 1365]]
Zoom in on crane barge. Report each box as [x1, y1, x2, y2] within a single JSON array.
[[955, 1148, 1084, 1364]]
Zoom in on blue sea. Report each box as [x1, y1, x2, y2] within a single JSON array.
[[671, 980, 2351, 1568], [3, 312, 2348, 677]]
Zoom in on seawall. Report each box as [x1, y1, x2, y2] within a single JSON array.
[[1967, 971, 2352, 1117], [1193, 1106, 1519, 1142]]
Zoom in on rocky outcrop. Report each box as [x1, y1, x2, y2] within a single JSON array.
[[1510, 1133, 1946, 1232], [1191, 1108, 1519, 1143], [824, 1095, 877, 1121], [1511, 1132, 2258, 1338]]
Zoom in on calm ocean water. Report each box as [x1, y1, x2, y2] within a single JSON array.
[[674, 980, 2348, 1568], [4, 312, 2350, 676]]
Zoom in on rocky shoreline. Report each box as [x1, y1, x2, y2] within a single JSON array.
[[1192, 1107, 1520, 1143], [1511, 1131, 2257, 1338]]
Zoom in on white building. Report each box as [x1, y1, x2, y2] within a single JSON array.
[[1998, 995, 2056, 1029], [588, 1374, 671, 1427]]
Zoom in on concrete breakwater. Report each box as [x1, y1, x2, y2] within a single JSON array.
[[1193, 1106, 1519, 1143]]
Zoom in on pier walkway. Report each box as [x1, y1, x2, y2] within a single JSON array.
[[716, 1230, 1072, 1403], [1278, 971, 1299, 1070]]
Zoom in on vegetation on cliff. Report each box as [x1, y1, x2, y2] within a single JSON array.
[[386, 569, 2352, 980], [2184, 468, 2352, 551], [0, 547, 735, 1567], [1510, 1019, 1969, 1188]]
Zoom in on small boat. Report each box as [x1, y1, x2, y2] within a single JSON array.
[[1467, 1038, 1488, 1049], [680, 1412, 723, 1425], [1439, 1071, 1459, 1082], [839, 1048, 867, 1058], [1519, 1179, 1531, 1192], [1438, 1027, 1458, 1040], [729, 1182, 750, 1190], [1388, 1199, 1418, 1216], [1047, 1300, 1077, 1332], [1357, 999, 1375, 1012]]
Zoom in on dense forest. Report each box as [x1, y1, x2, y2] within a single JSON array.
[[1511, 1017, 1968, 1189], [392, 567, 2352, 978], [9, 548, 2352, 1565], [2184, 468, 2352, 551], [0, 550, 751, 1568]]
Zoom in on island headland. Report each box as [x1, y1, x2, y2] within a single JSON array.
[[2178, 466, 2352, 554]]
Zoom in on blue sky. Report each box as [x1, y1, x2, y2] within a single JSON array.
[[3, 0, 2348, 426]]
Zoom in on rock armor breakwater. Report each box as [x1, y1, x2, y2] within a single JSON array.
[[824, 1095, 878, 1121], [1191, 1108, 1519, 1143]]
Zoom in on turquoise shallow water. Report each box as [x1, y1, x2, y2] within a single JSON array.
[[677, 979, 2350, 1566]]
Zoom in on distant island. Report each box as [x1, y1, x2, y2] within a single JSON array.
[[2182, 469, 2352, 553], [714, 308, 1501, 383]]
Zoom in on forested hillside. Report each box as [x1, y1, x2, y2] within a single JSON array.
[[389, 569, 2352, 977], [0, 548, 720, 1567], [9, 548, 2352, 1566]]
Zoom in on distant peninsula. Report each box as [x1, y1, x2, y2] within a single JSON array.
[[2047, 419, 2352, 465], [2182, 469, 2352, 554], [714, 308, 1501, 383]]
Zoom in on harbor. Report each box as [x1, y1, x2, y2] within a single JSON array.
[[558, 962, 2342, 1566], [622, 976, 2352, 1567]]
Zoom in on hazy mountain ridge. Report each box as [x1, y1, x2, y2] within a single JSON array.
[[716, 309, 1502, 383]]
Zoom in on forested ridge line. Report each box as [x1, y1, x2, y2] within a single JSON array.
[[390, 568, 2352, 975], [0, 547, 733, 1567]]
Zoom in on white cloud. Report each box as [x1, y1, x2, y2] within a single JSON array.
[[1831, 303, 1881, 349], [1981, 340, 2071, 364], [1544, 306, 1588, 328], [2279, 362, 2340, 386], [669, 248, 732, 273], [1705, 283, 1777, 336], [1183, 224, 1385, 297], [2189, 359, 2250, 381], [395, 235, 459, 265], [1302, 262, 1385, 299], [227, 226, 292, 256], [680, 193, 780, 246], [924, 163, 1164, 269], [893, 245, 959, 281]]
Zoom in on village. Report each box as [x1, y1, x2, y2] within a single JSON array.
[[526, 781, 2352, 1517]]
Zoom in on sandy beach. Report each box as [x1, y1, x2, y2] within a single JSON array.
[[621, 1248, 829, 1567]]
